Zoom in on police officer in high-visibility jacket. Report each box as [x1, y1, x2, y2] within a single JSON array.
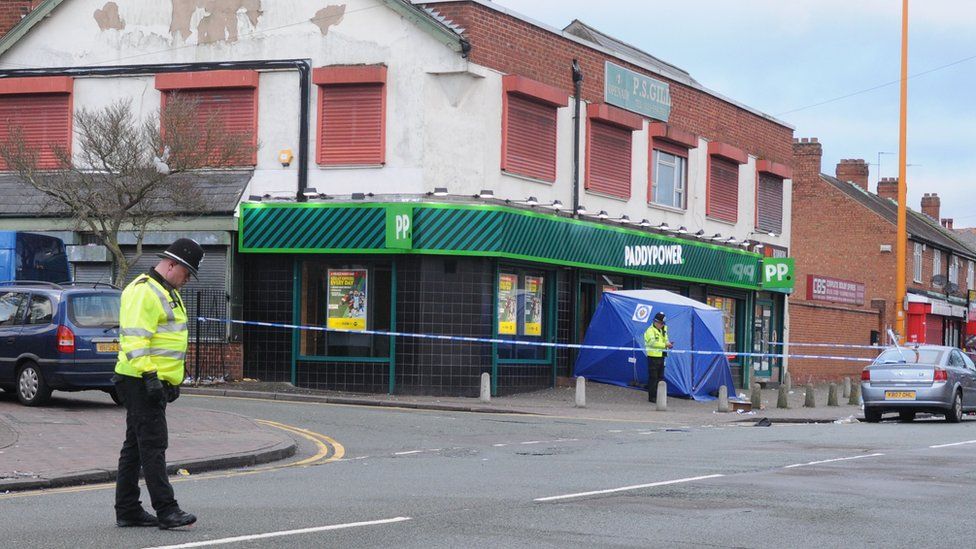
[[113, 238, 202, 530], [643, 311, 673, 403]]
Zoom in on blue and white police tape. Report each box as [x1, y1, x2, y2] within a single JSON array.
[[196, 317, 874, 363], [763, 341, 884, 351]]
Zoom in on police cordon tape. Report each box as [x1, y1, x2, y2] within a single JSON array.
[[763, 341, 884, 351], [196, 317, 875, 363]]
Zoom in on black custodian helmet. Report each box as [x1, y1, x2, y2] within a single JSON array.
[[158, 238, 204, 278]]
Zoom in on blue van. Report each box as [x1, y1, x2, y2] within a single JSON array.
[[0, 231, 71, 283], [0, 281, 121, 406]]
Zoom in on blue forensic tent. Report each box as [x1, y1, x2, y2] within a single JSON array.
[[573, 290, 736, 401]]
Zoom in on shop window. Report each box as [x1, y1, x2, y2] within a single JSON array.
[[155, 70, 259, 167], [756, 173, 784, 234], [706, 295, 737, 354], [585, 103, 642, 199], [0, 76, 73, 170], [298, 261, 392, 358], [501, 75, 567, 182], [650, 146, 687, 209], [497, 269, 549, 361], [913, 243, 923, 283], [314, 65, 387, 166]]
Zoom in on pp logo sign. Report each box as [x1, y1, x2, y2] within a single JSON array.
[[633, 304, 652, 323], [761, 258, 795, 290], [385, 207, 413, 249], [395, 214, 411, 240]]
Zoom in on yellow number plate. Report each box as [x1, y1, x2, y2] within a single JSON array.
[[96, 342, 120, 353], [884, 390, 916, 400]]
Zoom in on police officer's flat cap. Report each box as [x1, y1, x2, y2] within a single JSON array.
[[654, 312, 666, 322], [158, 238, 204, 278]]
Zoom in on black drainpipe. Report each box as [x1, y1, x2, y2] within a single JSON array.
[[571, 59, 583, 218], [0, 59, 313, 202]]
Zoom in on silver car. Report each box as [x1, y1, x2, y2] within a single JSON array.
[[860, 345, 976, 422]]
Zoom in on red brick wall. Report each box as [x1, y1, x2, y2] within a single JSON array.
[[790, 138, 894, 380], [789, 303, 880, 382], [0, 1, 35, 39], [186, 342, 244, 382], [425, 2, 793, 165]]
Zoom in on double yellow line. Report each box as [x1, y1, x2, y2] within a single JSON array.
[[0, 420, 344, 500]]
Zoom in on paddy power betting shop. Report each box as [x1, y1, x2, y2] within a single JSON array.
[[238, 201, 792, 396]]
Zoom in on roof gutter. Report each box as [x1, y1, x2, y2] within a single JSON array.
[[0, 59, 314, 202]]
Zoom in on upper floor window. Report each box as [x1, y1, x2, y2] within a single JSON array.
[[314, 65, 387, 166], [913, 242, 923, 283], [755, 160, 792, 235], [934, 249, 942, 277], [155, 70, 259, 167], [647, 123, 696, 210], [706, 142, 747, 223], [950, 255, 960, 284], [0, 76, 73, 170], [585, 104, 642, 200], [501, 75, 568, 183]]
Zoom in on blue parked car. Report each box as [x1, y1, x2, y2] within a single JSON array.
[[0, 281, 121, 406]]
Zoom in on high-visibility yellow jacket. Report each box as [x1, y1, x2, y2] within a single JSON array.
[[115, 272, 189, 386], [644, 324, 669, 358]]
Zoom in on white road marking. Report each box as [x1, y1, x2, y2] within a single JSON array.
[[394, 450, 423, 455], [783, 453, 884, 469], [534, 474, 725, 502], [929, 439, 976, 449], [142, 516, 412, 549], [519, 438, 579, 445], [493, 443, 508, 447]]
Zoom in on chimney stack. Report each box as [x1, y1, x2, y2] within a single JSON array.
[[941, 218, 954, 230], [877, 177, 898, 201], [921, 193, 940, 221], [792, 137, 823, 183], [835, 159, 869, 190]]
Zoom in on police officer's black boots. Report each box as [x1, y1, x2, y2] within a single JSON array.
[[158, 509, 197, 530]]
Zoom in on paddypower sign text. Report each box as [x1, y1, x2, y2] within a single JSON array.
[[624, 244, 684, 267]]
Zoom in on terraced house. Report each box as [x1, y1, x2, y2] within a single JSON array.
[[0, 0, 795, 396]]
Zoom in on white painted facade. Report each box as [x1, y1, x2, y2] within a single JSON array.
[[0, 0, 791, 251]]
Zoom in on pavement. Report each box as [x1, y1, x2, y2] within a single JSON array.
[[0, 380, 866, 493]]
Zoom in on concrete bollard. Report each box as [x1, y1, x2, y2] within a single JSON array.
[[575, 376, 586, 408], [777, 385, 789, 408], [717, 385, 730, 413], [804, 384, 816, 407], [479, 372, 491, 403], [827, 383, 839, 406], [849, 382, 861, 406], [842, 376, 851, 399], [656, 381, 667, 411], [750, 383, 762, 409], [783, 371, 792, 393]]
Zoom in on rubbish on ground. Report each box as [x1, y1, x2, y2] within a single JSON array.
[[177, 468, 190, 476], [754, 417, 772, 427], [833, 416, 860, 424]]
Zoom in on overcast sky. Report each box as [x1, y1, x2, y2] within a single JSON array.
[[496, 0, 976, 226]]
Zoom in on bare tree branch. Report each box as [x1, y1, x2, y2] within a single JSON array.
[[0, 95, 256, 286]]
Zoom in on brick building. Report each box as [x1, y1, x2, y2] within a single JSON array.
[[790, 138, 976, 382], [0, 0, 795, 395]]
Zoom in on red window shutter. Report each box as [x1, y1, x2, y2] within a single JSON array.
[[167, 88, 256, 166], [586, 120, 632, 199], [756, 173, 783, 234], [319, 84, 384, 165], [504, 94, 557, 181], [708, 156, 739, 222], [0, 93, 71, 170]]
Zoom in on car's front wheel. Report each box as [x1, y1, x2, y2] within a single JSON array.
[[17, 362, 52, 406], [945, 391, 963, 423], [864, 406, 882, 423]]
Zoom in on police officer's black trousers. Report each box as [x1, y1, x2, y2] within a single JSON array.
[[647, 356, 665, 402], [114, 376, 178, 519]]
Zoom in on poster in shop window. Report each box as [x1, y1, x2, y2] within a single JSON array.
[[498, 273, 518, 335], [327, 269, 368, 330], [524, 276, 544, 336]]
